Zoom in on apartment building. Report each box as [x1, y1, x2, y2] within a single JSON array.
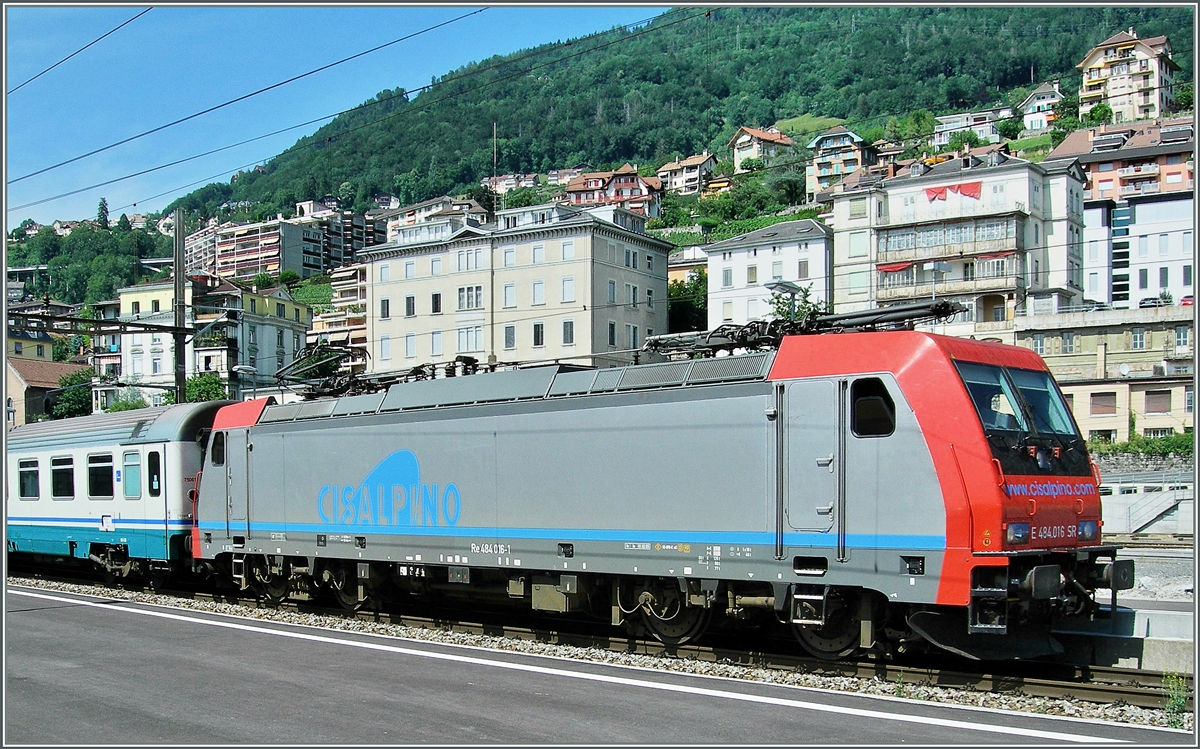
[[99, 276, 311, 407], [480, 173, 540, 194], [656, 151, 717, 195], [1015, 306, 1193, 441], [1077, 29, 1178, 123], [564, 164, 662, 217], [805, 126, 880, 201], [358, 203, 672, 373], [1082, 191, 1193, 308], [705, 220, 833, 330], [308, 265, 369, 375], [827, 149, 1087, 342], [548, 166, 588, 186], [1019, 82, 1062, 132], [88, 299, 123, 395], [1048, 119, 1194, 203], [931, 105, 1014, 149], [6, 328, 54, 361], [727, 126, 796, 173]]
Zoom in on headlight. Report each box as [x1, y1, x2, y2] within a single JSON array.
[[1077, 520, 1099, 542], [1006, 522, 1031, 546]]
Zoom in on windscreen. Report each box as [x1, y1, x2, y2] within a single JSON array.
[[955, 361, 1089, 477]]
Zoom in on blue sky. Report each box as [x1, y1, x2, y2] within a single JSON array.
[[5, 6, 669, 227]]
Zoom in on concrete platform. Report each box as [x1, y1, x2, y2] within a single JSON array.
[[1053, 603, 1195, 674]]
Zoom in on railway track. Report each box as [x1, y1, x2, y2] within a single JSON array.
[[9, 569, 1192, 713], [1108, 534, 1195, 550]]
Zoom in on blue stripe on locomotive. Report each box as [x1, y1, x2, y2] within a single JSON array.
[[198, 520, 943, 550]]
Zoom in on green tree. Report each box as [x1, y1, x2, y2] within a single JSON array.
[[163, 372, 228, 404], [944, 130, 984, 153], [252, 271, 274, 289], [97, 197, 110, 229], [1176, 82, 1193, 111], [115, 213, 132, 232], [50, 368, 93, 419], [1083, 102, 1113, 126], [278, 269, 301, 288], [668, 267, 708, 333], [1050, 116, 1081, 147], [769, 283, 828, 321], [996, 118, 1024, 141], [107, 386, 149, 412], [1053, 92, 1079, 122], [738, 157, 765, 172]]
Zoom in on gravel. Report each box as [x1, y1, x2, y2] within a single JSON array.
[[8, 574, 1192, 732], [1118, 549, 1196, 602]]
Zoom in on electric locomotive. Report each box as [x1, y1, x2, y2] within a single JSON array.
[[7, 303, 1134, 660]]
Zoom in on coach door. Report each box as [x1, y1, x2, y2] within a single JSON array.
[[784, 379, 841, 539], [224, 429, 251, 539]]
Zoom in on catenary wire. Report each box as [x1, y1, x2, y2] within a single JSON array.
[[7, 8, 488, 185], [6, 8, 153, 95]]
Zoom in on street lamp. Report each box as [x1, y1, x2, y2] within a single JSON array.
[[922, 262, 952, 301], [231, 365, 259, 400], [765, 279, 804, 321]]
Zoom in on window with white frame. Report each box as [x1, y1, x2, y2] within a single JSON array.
[[458, 285, 483, 310], [607, 281, 616, 304], [405, 261, 415, 279], [532, 245, 545, 264], [405, 295, 416, 317], [561, 277, 575, 303], [380, 264, 390, 282], [152, 357, 162, 375], [747, 266, 758, 285], [1062, 332, 1077, 354], [561, 240, 574, 260], [431, 292, 442, 314], [1131, 327, 1146, 350], [503, 325, 515, 350], [848, 270, 869, 295], [646, 288, 653, 308], [532, 322, 545, 347], [722, 268, 733, 288], [645, 254, 653, 272], [405, 333, 416, 358], [457, 326, 483, 352], [608, 321, 617, 346], [430, 330, 443, 356], [532, 281, 545, 306], [380, 335, 391, 360], [625, 324, 639, 349], [772, 261, 783, 280], [848, 231, 868, 257], [722, 300, 733, 321], [562, 319, 574, 345], [503, 284, 516, 308], [1176, 326, 1190, 349], [1159, 234, 1169, 256], [1031, 334, 1045, 355], [503, 248, 515, 267], [626, 284, 638, 307], [431, 257, 442, 276]]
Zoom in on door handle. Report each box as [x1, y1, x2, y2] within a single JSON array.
[[816, 454, 835, 472], [816, 503, 834, 515]]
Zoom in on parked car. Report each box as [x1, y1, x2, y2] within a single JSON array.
[[1139, 297, 1170, 308], [1181, 295, 1194, 306]]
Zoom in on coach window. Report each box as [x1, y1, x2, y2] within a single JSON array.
[[123, 452, 142, 499], [18, 459, 39, 500], [211, 432, 226, 466], [51, 456, 75, 500], [851, 378, 896, 437], [88, 454, 115, 499], [148, 451, 162, 497]]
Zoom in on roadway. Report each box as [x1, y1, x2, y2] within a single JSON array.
[[5, 585, 1190, 745]]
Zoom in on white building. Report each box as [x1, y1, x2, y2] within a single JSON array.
[[932, 106, 1014, 148], [1077, 29, 1178, 124], [1019, 82, 1062, 132], [656, 151, 717, 196], [705, 220, 833, 329], [1083, 192, 1194, 309], [358, 203, 672, 372], [827, 149, 1087, 342]]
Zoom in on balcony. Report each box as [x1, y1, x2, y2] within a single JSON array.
[[1080, 88, 1106, 100], [1119, 182, 1160, 195], [877, 237, 1023, 264], [1083, 190, 1094, 200], [1117, 164, 1159, 177], [876, 273, 1025, 301], [1186, 160, 1193, 172]]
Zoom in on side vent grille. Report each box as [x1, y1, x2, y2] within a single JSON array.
[[617, 361, 690, 390], [295, 400, 337, 420], [589, 368, 624, 392], [260, 403, 302, 423]]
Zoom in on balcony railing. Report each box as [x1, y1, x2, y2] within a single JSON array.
[[876, 273, 1026, 301], [876, 202, 1027, 227], [1118, 164, 1159, 177], [1119, 182, 1160, 195], [877, 237, 1022, 264]]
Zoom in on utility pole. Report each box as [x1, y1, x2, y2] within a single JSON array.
[[173, 208, 187, 403]]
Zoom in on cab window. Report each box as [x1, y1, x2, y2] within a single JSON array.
[[851, 378, 895, 437], [210, 432, 226, 466]]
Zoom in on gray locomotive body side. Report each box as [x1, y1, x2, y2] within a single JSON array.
[[197, 367, 948, 605]]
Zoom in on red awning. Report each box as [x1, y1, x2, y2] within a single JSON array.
[[877, 262, 914, 272], [955, 181, 982, 199], [977, 251, 1016, 259], [925, 187, 947, 202]]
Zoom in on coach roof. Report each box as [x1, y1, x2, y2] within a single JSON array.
[[6, 400, 231, 451]]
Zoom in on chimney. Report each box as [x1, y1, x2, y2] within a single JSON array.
[[887, 162, 895, 178]]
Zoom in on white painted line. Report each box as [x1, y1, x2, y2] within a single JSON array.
[[10, 589, 1124, 743]]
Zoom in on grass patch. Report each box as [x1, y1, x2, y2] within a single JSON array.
[[651, 210, 824, 248], [1009, 133, 1053, 152], [775, 113, 845, 138]]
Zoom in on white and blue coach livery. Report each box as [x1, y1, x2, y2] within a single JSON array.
[[6, 401, 230, 584]]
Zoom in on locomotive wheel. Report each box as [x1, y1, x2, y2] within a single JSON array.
[[324, 562, 364, 612], [254, 558, 291, 603], [636, 583, 711, 645], [147, 568, 170, 590], [792, 590, 861, 660]]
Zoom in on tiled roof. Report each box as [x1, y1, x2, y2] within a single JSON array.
[[7, 358, 91, 389], [728, 126, 796, 148]]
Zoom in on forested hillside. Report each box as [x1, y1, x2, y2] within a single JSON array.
[[159, 6, 1190, 221]]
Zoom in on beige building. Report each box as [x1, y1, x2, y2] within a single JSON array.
[[357, 203, 672, 373], [6, 328, 54, 361], [6, 358, 92, 427], [656, 151, 717, 195], [827, 150, 1087, 341], [1014, 306, 1193, 442], [727, 126, 796, 173], [1077, 29, 1179, 124]]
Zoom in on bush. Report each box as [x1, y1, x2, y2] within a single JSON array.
[[1087, 432, 1193, 457]]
